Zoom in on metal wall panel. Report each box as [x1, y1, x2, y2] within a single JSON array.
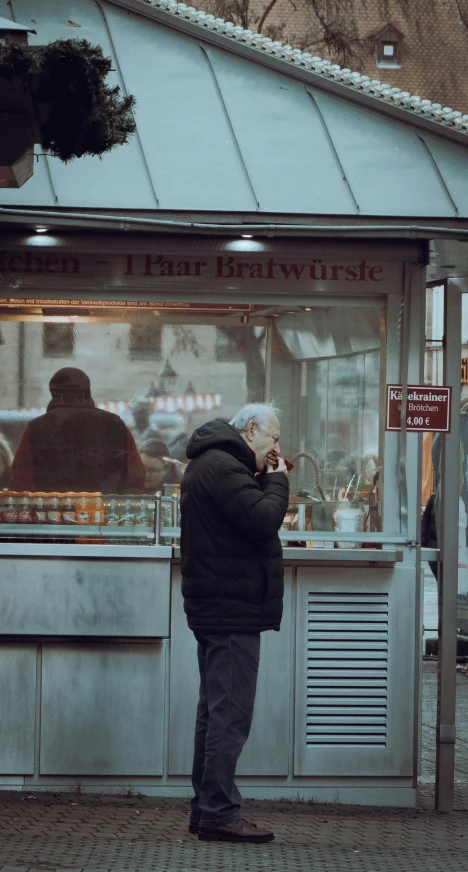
[[40, 642, 166, 774], [294, 564, 416, 776], [0, 645, 36, 774], [0, 558, 170, 637], [168, 565, 292, 775]]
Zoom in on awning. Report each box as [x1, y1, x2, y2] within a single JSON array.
[[0, 393, 222, 420]]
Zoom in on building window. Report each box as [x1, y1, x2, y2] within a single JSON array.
[[128, 324, 162, 360], [382, 42, 397, 58], [375, 24, 403, 68], [42, 324, 75, 358]]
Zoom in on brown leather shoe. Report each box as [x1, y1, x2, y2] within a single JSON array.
[[198, 818, 274, 843]]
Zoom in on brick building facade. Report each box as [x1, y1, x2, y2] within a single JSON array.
[[199, 0, 468, 112]]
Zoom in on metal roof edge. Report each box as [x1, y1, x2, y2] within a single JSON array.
[[2, 206, 468, 239], [105, 0, 468, 145], [0, 16, 36, 32]]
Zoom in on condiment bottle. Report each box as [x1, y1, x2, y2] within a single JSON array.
[[47, 493, 62, 525], [119, 496, 135, 526], [104, 496, 120, 525], [92, 494, 105, 526], [17, 492, 32, 524], [3, 494, 18, 523], [34, 493, 48, 524], [134, 497, 151, 526], [75, 493, 91, 525], [62, 493, 77, 525]]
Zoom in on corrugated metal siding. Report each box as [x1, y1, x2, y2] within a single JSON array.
[[2, 0, 468, 216]]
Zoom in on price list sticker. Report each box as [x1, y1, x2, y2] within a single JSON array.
[[386, 385, 452, 433]]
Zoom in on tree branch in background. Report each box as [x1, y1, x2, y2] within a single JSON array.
[[258, 0, 280, 33], [455, 0, 468, 28], [217, 326, 267, 403]]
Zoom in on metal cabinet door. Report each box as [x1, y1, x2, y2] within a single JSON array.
[[168, 566, 292, 776], [40, 642, 166, 775], [0, 644, 36, 774], [294, 564, 416, 777], [0, 558, 170, 637]]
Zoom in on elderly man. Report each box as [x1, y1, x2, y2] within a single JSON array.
[[180, 403, 289, 843]]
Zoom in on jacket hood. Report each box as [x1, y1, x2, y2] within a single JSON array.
[[186, 419, 257, 473]]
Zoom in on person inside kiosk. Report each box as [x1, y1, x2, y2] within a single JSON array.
[[9, 367, 145, 494]]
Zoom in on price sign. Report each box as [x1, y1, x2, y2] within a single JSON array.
[[386, 385, 452, 432]]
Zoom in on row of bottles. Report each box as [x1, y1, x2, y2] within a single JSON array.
[[0, 492, 154, 527]]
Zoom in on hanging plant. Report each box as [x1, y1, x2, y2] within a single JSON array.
[[0, 43, 31, 79], [0, 38, 136, 162]]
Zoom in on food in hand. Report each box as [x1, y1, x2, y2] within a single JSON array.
[[265, 452, 294, 472], [266, 451, 279, 469]]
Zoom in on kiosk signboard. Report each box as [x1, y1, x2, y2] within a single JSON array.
[[386, 385, 452, 432]]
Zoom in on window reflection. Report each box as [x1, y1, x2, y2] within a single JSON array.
[[0, 304, 384, 540]]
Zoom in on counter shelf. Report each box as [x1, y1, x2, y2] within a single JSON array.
[[0, 523, 155, 540]]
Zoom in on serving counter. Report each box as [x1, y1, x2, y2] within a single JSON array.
[[0, 517, 421, 806]]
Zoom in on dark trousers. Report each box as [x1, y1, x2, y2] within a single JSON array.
[[189, 631, 261, 827]]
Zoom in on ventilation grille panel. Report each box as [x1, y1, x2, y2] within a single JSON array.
[[307, 591, 389, 746]]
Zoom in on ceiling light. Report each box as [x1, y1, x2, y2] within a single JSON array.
[[241, 234, 253, 238], [35, 227, 47, 233]]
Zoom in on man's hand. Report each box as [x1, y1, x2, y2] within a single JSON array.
[[266, 455, 288, 474]]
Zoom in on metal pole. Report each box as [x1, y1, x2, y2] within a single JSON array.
[[154, 492, 162, 546], [17, 321, 25, 408], [435, 278, 461, 811]]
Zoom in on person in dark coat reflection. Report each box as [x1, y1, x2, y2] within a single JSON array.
[[180, 403, 289, 844], [10, 367, 145, 494]]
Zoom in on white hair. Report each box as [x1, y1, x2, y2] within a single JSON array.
[[229, 403, 281, 431]]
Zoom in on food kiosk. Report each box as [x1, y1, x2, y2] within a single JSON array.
[[0, 0, 467, 807]]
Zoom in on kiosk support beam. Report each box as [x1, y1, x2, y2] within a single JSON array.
[[435, 279, 461, 811]]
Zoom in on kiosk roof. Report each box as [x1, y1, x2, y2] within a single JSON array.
[[3, 0, 468, 220]]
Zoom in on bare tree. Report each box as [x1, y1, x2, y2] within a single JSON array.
[[192, 0, 375, 59]]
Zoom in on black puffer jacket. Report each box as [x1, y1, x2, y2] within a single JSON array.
[[180, 419, 289, 633]]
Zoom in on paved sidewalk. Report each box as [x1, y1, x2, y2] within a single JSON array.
[[0, 662, 466, 872]]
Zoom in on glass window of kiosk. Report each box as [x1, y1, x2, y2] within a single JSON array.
[[0, 301, 390, 544]]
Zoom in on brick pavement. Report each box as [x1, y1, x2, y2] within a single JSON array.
[[0, 662, 466, 872]]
